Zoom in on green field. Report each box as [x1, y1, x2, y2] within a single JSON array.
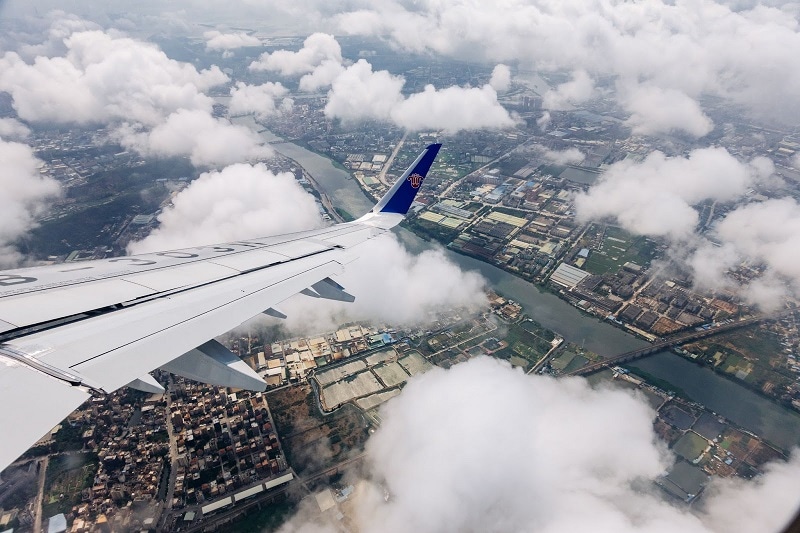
[[672, 431, 708, 461], [582, 225, 657, 275], [492, 321, 556, 369], [684, 326, 793, 396], [42, 453, 98, 516]]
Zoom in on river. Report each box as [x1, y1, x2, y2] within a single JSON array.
[[233, 115, 800, 451]]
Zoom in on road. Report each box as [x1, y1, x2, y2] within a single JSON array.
[[377, 131, 409, 186], [176, 453, 366, 533], [33, 456, 48, 533]]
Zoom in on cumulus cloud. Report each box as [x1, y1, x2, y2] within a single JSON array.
[[203, 30, 260, 51], [543, 69, 595, 110], [489, 64, 511, 92], [0, 29, 227, 126], [536, 111, 552, 131], [128, 163, 323, 254], [621, 84, 714, 138], [251, 35, 515, 132], [685, 198, 800, 311], [574, 147, 800, 309], [117, 110, 269, 167], [0, 139, 61, 267], [328, 0, 800, 131], [315, 57, 514, 132], [575, 148, 771, 240], [229, 82, 294, 119], [249, 32, 342, 75], [278, 357, 800, 533], [298, 60, 346, 92], [0, 24, 273, 167], [535, 145, 586, 165], [278, 234, 487, 333], [0, 118, 31, 140], [324, 59, 405, 123], [389, 84, 517, 133]]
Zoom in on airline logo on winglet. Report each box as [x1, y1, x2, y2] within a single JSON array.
[[408, 173, 424, 188], [371, 143, 441, 215]]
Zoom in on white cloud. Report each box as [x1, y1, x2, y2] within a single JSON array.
[[575, 148, 800, 309], [203, 30, 261, 51], [278, 234, 487, 333], [536, 111, 551, 131], [535, 145, 585, 165], [298, 60, 346, 92], [389, 84, 517, 134], [278, 357, 800, 533], [327, 0, 800, 131], [0, 25, 274, 168], [0, 29, 227, 126], [621, 84, 714, 138], [543, 69, 595, 110], [575, 148, 768, 240], [0, 139, 61, 267], [229, 82, 294, 119], [249, 32, 342, 75], [128, 163, 323, 254], [689, 198, 800, 310], [0, 118, 31, 140], [489, 64, 511, 92], [117, 109, 270, 167], [324, 59, 405, 123]]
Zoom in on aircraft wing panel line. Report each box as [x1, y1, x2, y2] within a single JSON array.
[[0, 226, 381, 338], [0, 142, 444, 474], [0, 221, 371, 301], [5, 254, 347, 391], [73, 259, 345, 391]]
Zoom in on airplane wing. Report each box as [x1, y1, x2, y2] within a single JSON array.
[[0, 143, 442, 472]]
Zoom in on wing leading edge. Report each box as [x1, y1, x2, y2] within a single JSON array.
[[0, 143, 442, 472]]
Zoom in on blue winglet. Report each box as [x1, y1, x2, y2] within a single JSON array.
[[372, 143, 442, 215]]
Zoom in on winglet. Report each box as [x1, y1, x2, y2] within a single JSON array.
[[371, 143, 442, 215]]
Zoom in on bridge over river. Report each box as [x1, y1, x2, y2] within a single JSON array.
[[566, 316, 777, 377]]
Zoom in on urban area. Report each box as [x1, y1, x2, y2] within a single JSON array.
[[1, 34, 800, 533]]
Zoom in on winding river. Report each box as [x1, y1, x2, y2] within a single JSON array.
[[233, 115, 800, 451]]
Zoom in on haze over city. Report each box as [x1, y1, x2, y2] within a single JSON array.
[[1, 1, 800, 532]]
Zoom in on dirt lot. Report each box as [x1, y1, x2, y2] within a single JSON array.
[[268, 385, 369, 475]]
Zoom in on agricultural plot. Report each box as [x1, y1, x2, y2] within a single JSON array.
[[398, 352, 434, 376], [550, 350, 579, 372], [661, 404, 695, 430], [315, 360, 367, 386], [494, 322, 556, 369], [693, 413, 727, 441], [356, 389, 402, 411], [583, 225, 656, 275], [673, 431, 709, 462], [366, 349, 397, 366], [373, 362, 409, 387], [320, 371, 382, 409]]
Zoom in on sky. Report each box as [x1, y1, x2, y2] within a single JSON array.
[[2, 0, 800, 530]]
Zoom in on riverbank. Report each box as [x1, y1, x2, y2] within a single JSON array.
[[236, 118, 800, 450]]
